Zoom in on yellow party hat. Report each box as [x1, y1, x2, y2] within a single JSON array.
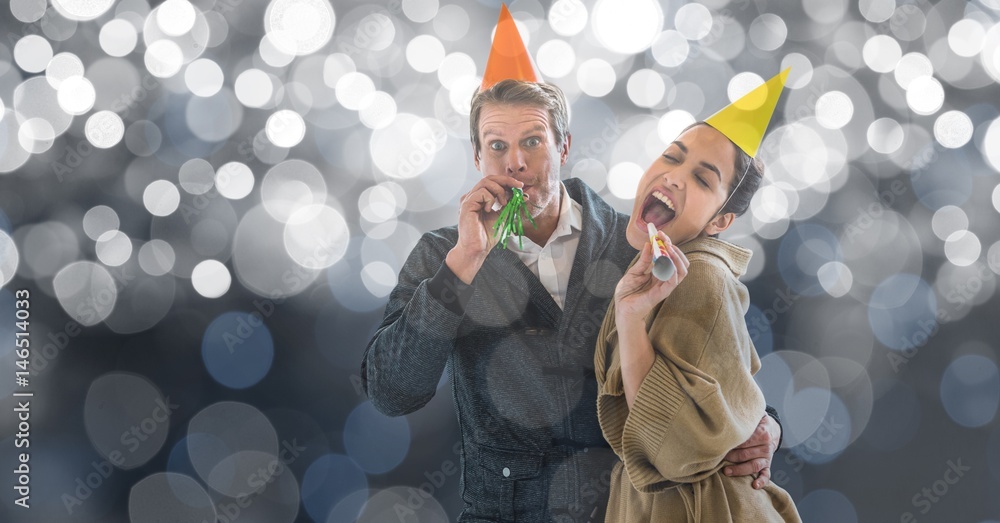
[[480, 4, 539, 90], [705, 68, 790, 158]]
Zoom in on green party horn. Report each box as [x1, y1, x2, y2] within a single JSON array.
[[493, 187, 536, 250]]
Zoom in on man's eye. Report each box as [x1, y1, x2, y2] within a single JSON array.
[[489, 142, 505, 151], [525, 137, 541, 147]]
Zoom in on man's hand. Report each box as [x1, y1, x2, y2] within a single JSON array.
[[722, 414, 781, 489], [446, 175, 524, 283]]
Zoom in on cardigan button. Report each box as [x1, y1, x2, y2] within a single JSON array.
[[502, 467, 511, 477]]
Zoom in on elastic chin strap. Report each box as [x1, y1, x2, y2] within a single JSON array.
[[715, 159, 753, 218]]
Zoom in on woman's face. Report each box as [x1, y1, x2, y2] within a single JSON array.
[[626, 124, 738, 249]]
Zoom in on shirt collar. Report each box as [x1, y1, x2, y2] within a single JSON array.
[[552, 181, 583, 239]]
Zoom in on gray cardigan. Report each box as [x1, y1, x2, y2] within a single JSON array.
[[363, 178, 636, 522]]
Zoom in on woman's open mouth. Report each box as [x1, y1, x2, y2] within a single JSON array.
[[640, 190, 676, 228]]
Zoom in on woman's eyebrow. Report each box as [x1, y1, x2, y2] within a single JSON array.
[[699, 161, 722, 182], [670, 140, 688, 153]]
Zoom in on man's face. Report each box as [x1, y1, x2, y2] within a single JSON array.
[[627, 124, 738, 249], [474, 103, 569, 219]]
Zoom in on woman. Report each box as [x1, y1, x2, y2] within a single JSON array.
[[595, 122, 801, 522]]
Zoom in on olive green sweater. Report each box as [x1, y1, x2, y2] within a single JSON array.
[[595, 237, 801, 522]]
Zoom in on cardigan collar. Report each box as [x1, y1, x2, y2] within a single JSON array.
[[678, 236, 752, 278]]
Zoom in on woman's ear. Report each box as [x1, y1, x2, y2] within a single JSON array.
[[703, 212, 735, 236]]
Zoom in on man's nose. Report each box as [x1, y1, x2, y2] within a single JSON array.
[[505, 146, 528, 174]]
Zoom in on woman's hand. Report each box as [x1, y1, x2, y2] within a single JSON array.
[[614, 231, 690, 323]]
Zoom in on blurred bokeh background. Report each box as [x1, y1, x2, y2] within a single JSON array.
[[1, 0, 999, 521]]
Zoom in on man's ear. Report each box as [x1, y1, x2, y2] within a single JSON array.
[[473, 148, 481, 172], [559, 133, 571, 165], [703, 212, 735, 236]]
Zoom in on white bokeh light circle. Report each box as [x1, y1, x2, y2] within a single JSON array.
[[577, 59, 616, 97], [727, 72, 764, 103], [53, 261, 117, 326], [185, 59, 224, 97], [52, 0, 114, 21], [85, 111, 125, 149], [264, 0, 336, 56], [96, 230, 133, 267], [893, 52, 933, 90], [266, 110, 307, 148], [139, 240, 176, 276], [931, 206, 968, 241], [607, 162, 643, 199], [651, 30, 689, 68], [406, 35, 446, 74], [144, 180, 181, 217], [933, 111, 973, 149], [818, 261, 853, 298], [57, 75, 97, 115], [815, 91, 854, 129], [45, 52, 85, 89], [0, 231, 19, 288], [157, 0, 197, 36], [627, 69, 666, 108], [436, 52, 476, 90], [536, 39, 576, 79], [749, 13, 787, 51], [335, 72, 376, 111], [863, 35, 902, 73], [18, 119, 55, 154], [982, 118, 1000, 173], [549, 0, 588, 36], [944, 231, 982, 267], [657, 110, 695, 143], [359, 91, 398, 130], [402, 0, 438, 23], [261, 159, 328, 223], [235, 69, 274, 108], [675, 3, 713, 40], [216, 162, 255, 200], [284, 204, 350, 269], [860, 0, 895, 23], [191, 259, 231, 298], [144, 39, 184, 78], [83, 205, 120, 241], [10, 0, 47, 23], [867, 118, 904, 154], [14, 35, 53, 74], [591, 0, 663, 54], [948, 19, 986, 58], [100, 19, 139, 57], [905, 76, 944, 116]]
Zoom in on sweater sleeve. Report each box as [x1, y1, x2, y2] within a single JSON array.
[[614, 257, 766, 491], [361, 231, 474, 417]]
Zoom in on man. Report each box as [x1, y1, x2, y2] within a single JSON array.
[[362, 6, 781, 522]]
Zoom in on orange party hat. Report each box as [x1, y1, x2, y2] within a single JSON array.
[[480, 4, 539, 90]]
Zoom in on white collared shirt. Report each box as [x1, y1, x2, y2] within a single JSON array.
[[505, 182, 582, 309]]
